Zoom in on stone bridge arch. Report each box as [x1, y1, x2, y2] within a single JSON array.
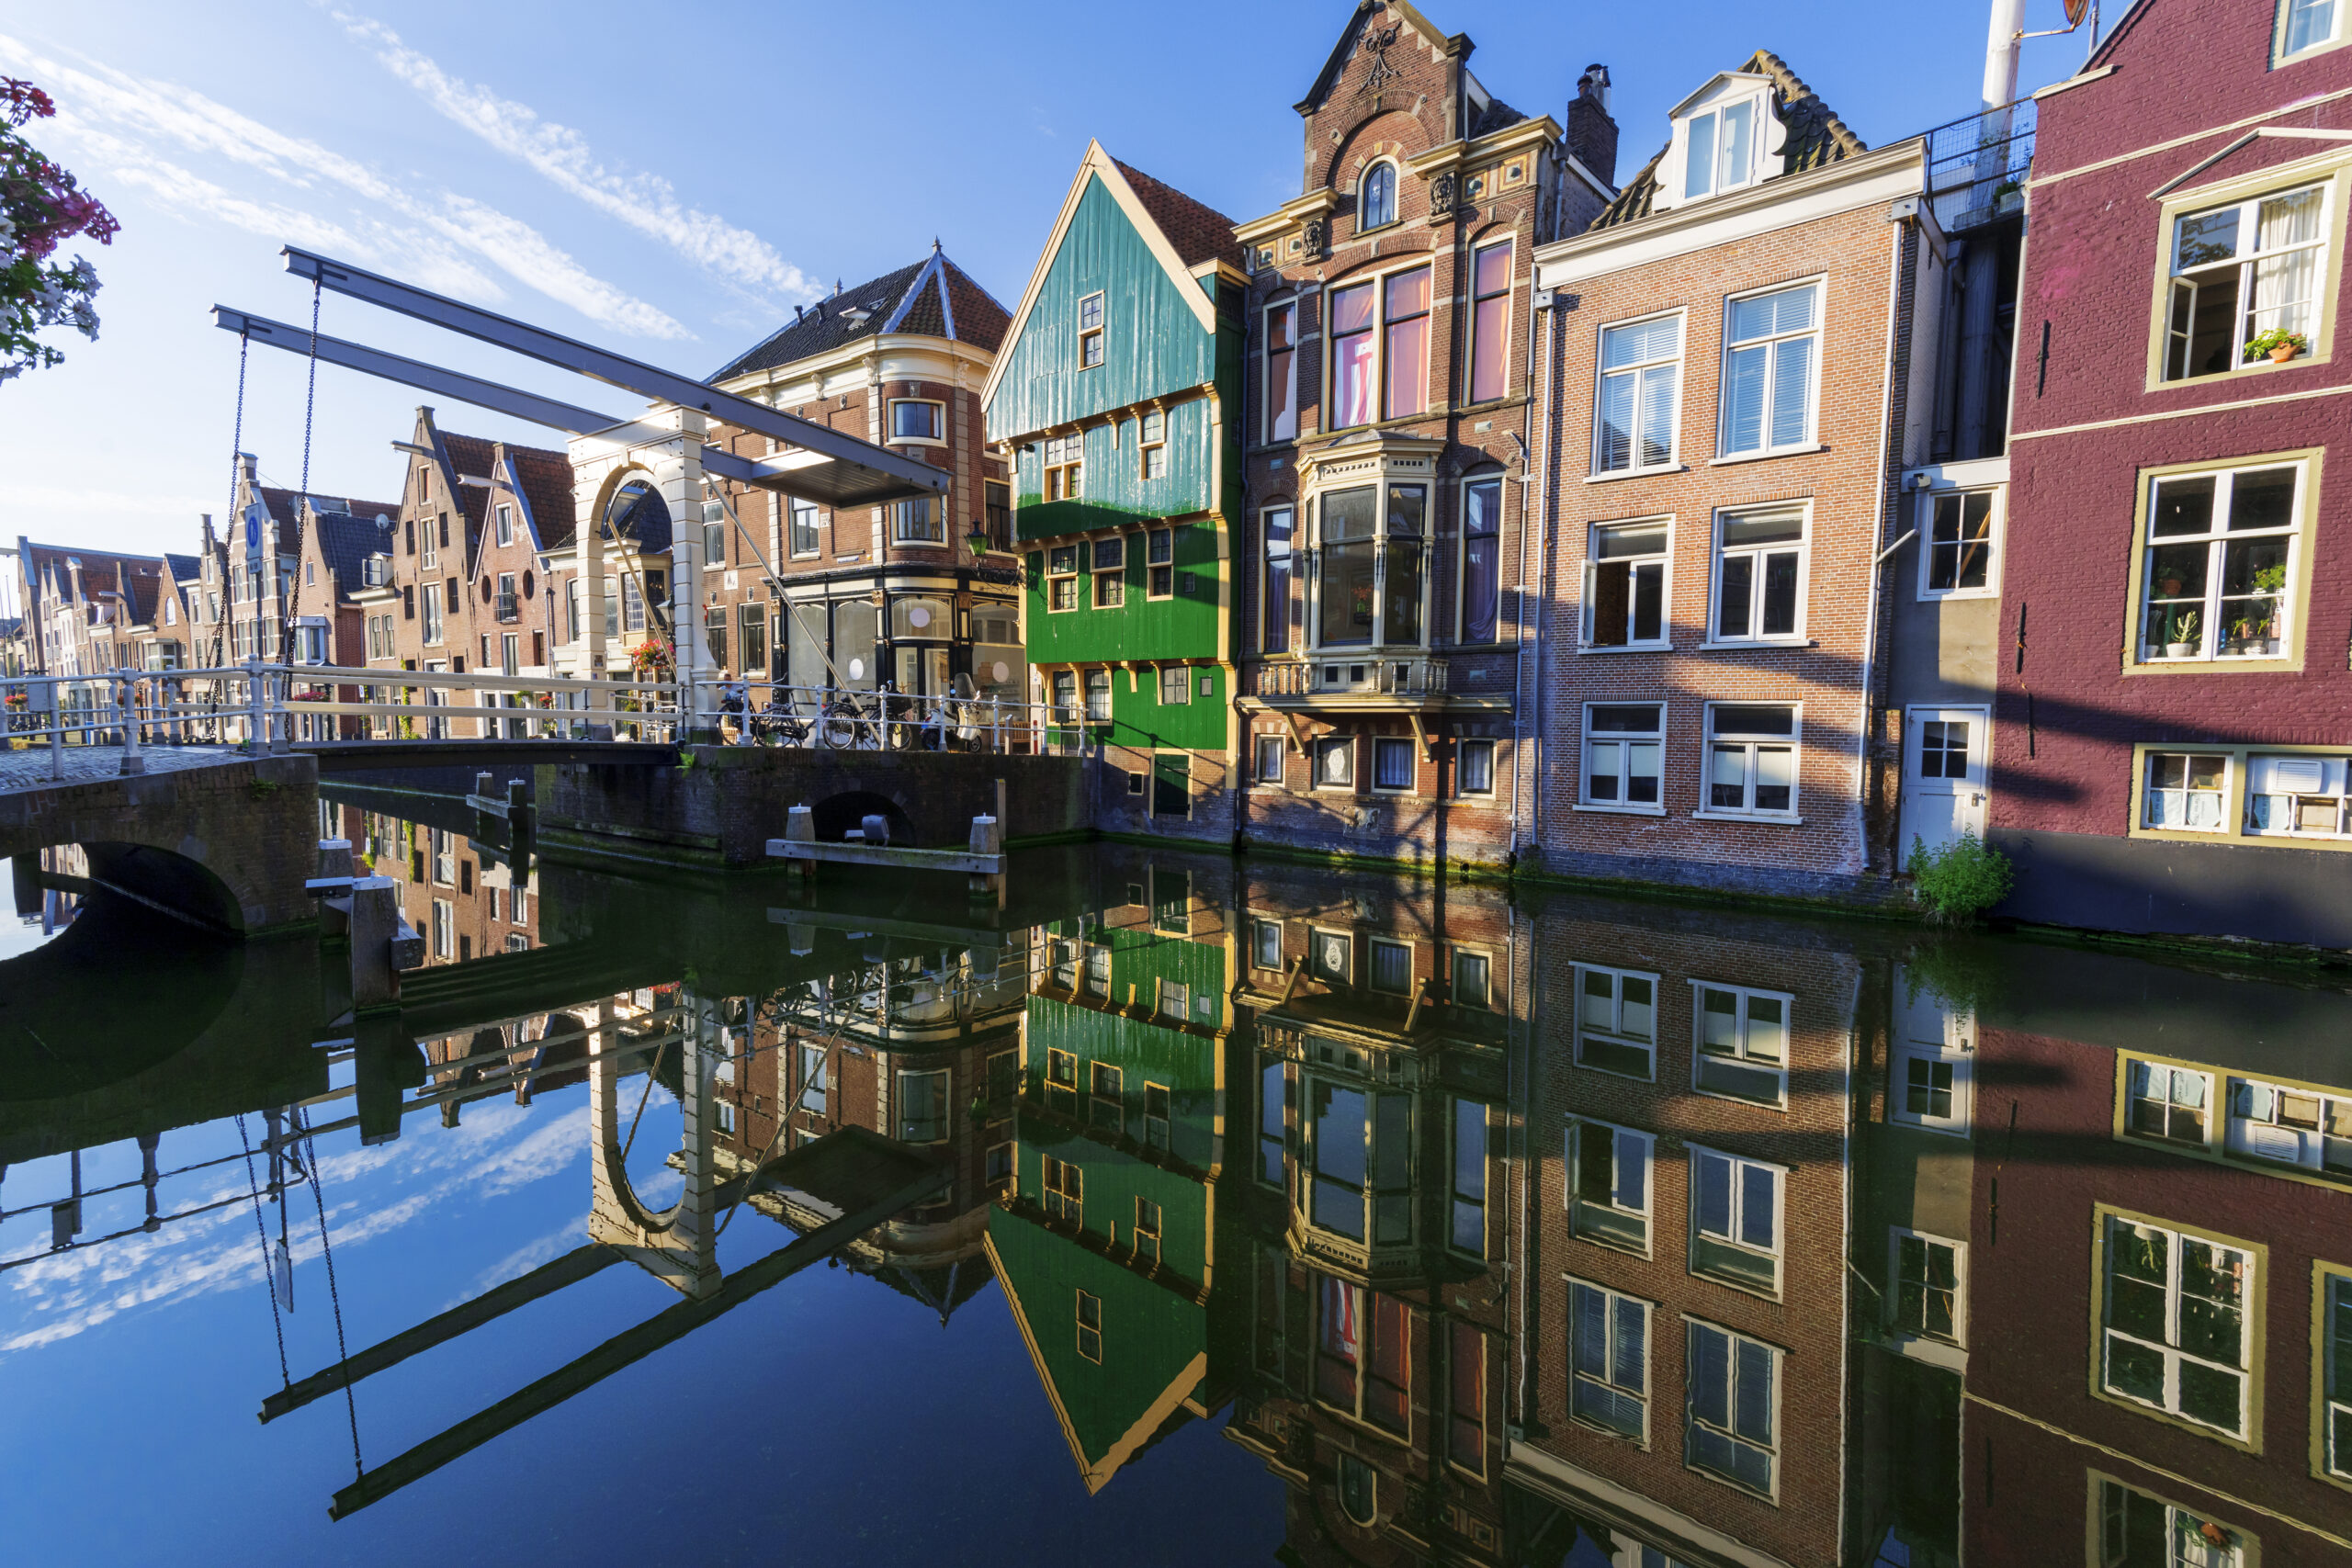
[[0, 753, 318, 934]]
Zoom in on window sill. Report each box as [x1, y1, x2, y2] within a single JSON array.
[[1689, 1266, 1784, 1304], [1576, 641, 1672, 655], [1691, 810, 1804, 825], [1696, 638, 1817, 651], [1585, 465, 1687, 484], [888, 436, 949, 449], [1574, 802, 1667, 817], [1917, 588, 1997, 604], [1709, 445, 1825, 467], [2123, 655, 2297, 674], [1566, 1230, 1653, 1260]]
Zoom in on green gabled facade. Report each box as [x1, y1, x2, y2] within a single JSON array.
[[984, 900, 1240, 1492], [981, 143, 1247, 829]]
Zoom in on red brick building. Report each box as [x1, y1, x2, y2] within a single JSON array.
[[1990, 0, 2352, 947], [1232, 0, 1618, 874], [1530, 55, 1933, 902]]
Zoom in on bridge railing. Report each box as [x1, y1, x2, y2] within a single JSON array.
[[3, 664, 1091, 762]]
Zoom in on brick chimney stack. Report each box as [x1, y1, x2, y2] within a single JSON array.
[[1567, 63, 1619, 191]]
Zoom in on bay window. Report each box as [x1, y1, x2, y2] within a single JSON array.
[[1266, 301, 1297, 440], [1306, 1079, 1411, 1245], [1314, 482, 1426, 649], [2099, 1213, 2256, 1439], [1261, 505, 1294, 651], [1704, 705, 1799, 819], [1720, 282, 1818, 456], [1712, 508, 1805, 641], [2164, 182, 2327, 381], [1597, 313, 1680, 473], [1460, 477, 1501, 643], [891, 497, 944, 544], [1468, 241, 1513, 403], [2137, 462, 2300, 662], [1583, 703, 1664, 810]]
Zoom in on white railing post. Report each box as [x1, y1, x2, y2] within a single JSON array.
[[45, 679, 63, 781], [242, 661, 264, 751], [116, 674, 143, 775]]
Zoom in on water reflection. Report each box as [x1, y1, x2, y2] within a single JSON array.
[[0, 800, 2346, 1564]]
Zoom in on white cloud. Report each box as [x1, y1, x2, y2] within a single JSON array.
[[332, 11, 815, 301], [0, 33, 689, 339]]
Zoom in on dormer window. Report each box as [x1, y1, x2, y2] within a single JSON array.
[[1686, 98, 1758, 199], [1661, 75, 1784, 210], [1362, 163, 1396, 230]]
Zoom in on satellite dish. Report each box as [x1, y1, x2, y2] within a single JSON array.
[[2064, 0, 2089, 23]]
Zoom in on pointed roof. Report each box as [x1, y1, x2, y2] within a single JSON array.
[[708, 249, 1013, 382], [980, 142, 1238, 415], [1590, 50, 1866, 231], [503, 443, 579, 552], [1297, 0, 1464, 115], [310, 510, 396, 604], [162, 553, 199, 582]]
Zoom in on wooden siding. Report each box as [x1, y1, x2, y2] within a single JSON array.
[[1013, 393, 1217, 539], [1023, 519, 1223, 669], [986, 175, 1219, 442]]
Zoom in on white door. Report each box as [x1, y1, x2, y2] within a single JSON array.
[[1901, 706, 1988, 854]]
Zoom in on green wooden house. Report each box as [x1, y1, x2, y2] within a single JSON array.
[[984, 870, 1241, 1491], [981, 142, 1247, 842]]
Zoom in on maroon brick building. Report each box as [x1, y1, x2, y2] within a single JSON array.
[[1993, 0, 2352, 946]]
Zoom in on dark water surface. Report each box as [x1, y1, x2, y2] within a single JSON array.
[[2, 799, 2346, 1566]]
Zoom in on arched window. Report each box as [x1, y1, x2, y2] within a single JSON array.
[[1362, 163, 1396, 230]]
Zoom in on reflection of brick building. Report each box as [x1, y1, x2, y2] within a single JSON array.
[[1233, 1, 1617, 873], [1514, 897, 1857, 1566], [1224, 856, 1520, 1563]]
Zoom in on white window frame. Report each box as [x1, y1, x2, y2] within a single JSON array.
[[1717, 279, 1822, 458], [1892, 1035, 1973, 1136], [2222, 1072, 2352, 1175], [1261, 502, 1295, 652], [1678, 90, 1772, 202], [1456, 737, 1496, 797], [1917, 485, 2002, 601], [1158, 661, 1191, 705], [1314, 735, 1356, 792], [1574, 964, 1659, 1081], [788, 498, 821, 558], [1077, 292, 1105, 370], [1567, 1277, 1652, 1443], [2245, 750, 2352, 840], [1360, 159, 1398, 231], [1250, 917, 1284, 971], [1688, 1144, 1785, 1296], [1465, 238, 1516, 406], [2134, 459, 2305, 665], [1264, 299, 1299, 442], [1451, 946, 1491, 1007], [1253, 733, 1286, 786], [1137, 407, 1167, 480], [2163, 180, 2332, 382], [1309, 926, 1353, 986], [1580, 702, 1667, 815], [1888, 1227, 1968, 1348], [1707, 504, 1809, 645], [1700, 703, 1801, 824], [2098, 1212, 2257, 1441], [1684, 1317, 1781, 1498], [1593, 310, 1685, 476], [1456, 472, 1506, 646], [494, 503, 514, 547], [1583, 516, 1673, 650], [1690, 980, 1792, 1107], [2123, 1057, 2218, 1151], [888, 398, 946, 446], [1566, 1116, 1654, 1255], [1371, 735, 1415, 794]]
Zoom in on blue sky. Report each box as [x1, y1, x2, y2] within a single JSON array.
[[0, 0, 2100, 585]]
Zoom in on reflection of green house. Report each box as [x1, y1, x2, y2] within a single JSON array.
[[986, 906, 1238, 1492], [980, 141, 1245, 835]]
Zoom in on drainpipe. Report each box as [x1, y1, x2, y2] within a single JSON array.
[[1510, 286, 1555, 861], [1858, 195, 1916, 874]]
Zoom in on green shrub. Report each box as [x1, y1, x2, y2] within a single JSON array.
[[1905, 831, 2014, 924]]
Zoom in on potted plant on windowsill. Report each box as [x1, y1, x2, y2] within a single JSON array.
[[2245, 328, 2309, 365], [2164, 609, 2200, 660]]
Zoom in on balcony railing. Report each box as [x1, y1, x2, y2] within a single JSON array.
[[1253, 654, 1449, 701], [1917, 96, 2036, 234]]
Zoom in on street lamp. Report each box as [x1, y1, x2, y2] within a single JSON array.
[[965, 521, 993, 557]]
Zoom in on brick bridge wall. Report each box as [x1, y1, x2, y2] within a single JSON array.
[[538, 746, 1090, 870], [0, 753, 319, 933]]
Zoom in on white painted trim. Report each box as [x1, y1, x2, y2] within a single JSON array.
[[981, 141, 1218, 413], [1535, 144, 1924, 286], [1505, 1445, 1797, 1568]]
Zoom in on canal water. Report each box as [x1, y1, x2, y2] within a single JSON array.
[[0, 792, 2344, 1565]]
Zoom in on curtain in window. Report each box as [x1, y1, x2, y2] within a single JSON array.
[[2251, 187, 2324, 341]]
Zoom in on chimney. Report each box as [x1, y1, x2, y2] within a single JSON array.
[[1567, 63, 1619, 190]]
